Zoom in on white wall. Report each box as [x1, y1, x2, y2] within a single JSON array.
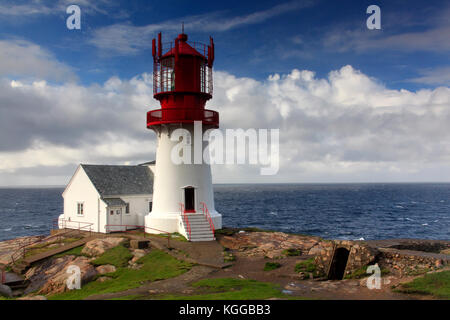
[[62, 166, 102, 233], [62, 166, 153, 233], [145, 123, 222, 234], [118, 194, 152, 226]]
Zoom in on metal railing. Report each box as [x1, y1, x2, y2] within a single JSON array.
[[147, 108, 219, 127], [10, 218, 93, 265], [200, 202, 215, 236], [179, 203, 191, 240]]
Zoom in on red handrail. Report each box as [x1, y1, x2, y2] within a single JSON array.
[[200, 202, 215, 236], [179, 203, 191, 240]]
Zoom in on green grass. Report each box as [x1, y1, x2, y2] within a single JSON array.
[[295, 258, 316, 273], [24, 237, 82, 258], [91, 244, 133, 268], [155, 278, 287, 300], [53, 245, 86, 258], [282, 248, 302, 256], [395, 270, 450, 299], [264, 262, 281, 271], [49, 249, 192, 300], [344, 265, 390, 279]]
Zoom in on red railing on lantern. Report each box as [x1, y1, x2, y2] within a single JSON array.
[[147, 108, 219, 127]]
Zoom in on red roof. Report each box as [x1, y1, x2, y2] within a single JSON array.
[[162, 34, 205, 58]]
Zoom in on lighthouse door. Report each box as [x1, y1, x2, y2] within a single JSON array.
[[184, 187, 195, 213]]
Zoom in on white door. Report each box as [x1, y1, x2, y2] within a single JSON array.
[[108, 207, 124, 232]]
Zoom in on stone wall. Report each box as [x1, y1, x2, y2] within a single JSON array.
[[314, 240, 378, 277], [377, 248, 449, 276]]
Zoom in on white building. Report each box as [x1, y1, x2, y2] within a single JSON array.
[[58, 164, 154, 234]]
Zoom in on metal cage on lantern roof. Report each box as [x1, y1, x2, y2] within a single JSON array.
[[152, 39, 214, 96]]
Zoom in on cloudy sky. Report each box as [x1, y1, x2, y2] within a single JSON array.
[[0, 0, 449, 186]]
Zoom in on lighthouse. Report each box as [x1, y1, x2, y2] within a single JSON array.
[[144, 32, 222, 241]]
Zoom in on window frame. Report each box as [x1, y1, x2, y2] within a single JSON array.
[[77, 202, 84, 216]]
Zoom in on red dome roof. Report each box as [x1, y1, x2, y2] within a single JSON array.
[[162, 34, 205, 58]]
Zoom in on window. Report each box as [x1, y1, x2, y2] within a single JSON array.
[[77, 202, 84, 216], [149, 202, 153, 212], [125, 203, 130, 214], [110, 210, 114, 216]]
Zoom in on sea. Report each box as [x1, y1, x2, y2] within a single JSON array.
[[0, 183, 449, 242]]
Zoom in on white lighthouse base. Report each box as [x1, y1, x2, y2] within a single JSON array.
[[145, 211, 222, 241]]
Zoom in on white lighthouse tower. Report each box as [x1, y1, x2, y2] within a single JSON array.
[[144, 32, 222, 241]]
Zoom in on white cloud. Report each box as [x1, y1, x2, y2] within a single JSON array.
[[0, 39, 76, 81], [89, 0, 315, 55], [1, 64, 450, 185], [409, 67, 450, 86], [0, 0, 120, 17]]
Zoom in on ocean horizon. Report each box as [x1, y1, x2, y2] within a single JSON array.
[[0, 183, 449, 242]]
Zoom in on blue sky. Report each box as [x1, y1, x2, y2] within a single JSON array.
[[1, 0, 449, 89], [1, 0, 450, 185]]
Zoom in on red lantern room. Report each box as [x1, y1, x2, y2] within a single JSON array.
[[147, 32, 219, 129]]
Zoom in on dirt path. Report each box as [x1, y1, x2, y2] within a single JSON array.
[[85, 265, 215, 300]]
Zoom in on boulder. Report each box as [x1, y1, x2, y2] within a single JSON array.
[[130, 249, 146, 264], [81, 237, 126, 257], [0, 284, 12, 298], [38, 256, 97, 295], [96, 264, 116, 274], [96, 276, 111, 283]]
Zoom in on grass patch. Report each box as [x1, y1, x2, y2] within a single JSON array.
[[282, 248, 302, 256], [344, 265, 390, 279], [395, 270, 450, 299], [295, 258, 316, 273], [53, 245, 85, 258], [264, 262, 281, 271], [91, 244, 133, 268], [155, 278, 287, 300], [49, 249, 192, 300], [24, 237, 82, 258]]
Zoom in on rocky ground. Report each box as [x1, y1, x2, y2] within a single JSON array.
[[0, 229, 449, 300]]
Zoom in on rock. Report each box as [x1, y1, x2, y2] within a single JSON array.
[[96, 276, 111, 283], [435, 259, 443, 268], [148, 289, 160, 294], [441, 248, 450, 255], [130, 249, 146, 264], [96, 264, 116, 274], [0, 284, 12, 298], [81, 237, 126, 257], [38, 256, 97, 295], [17, 295, 47, 300], [308, 245, 322, 256]]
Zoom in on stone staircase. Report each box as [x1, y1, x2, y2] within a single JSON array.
[[181, 214, 215, 242]]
